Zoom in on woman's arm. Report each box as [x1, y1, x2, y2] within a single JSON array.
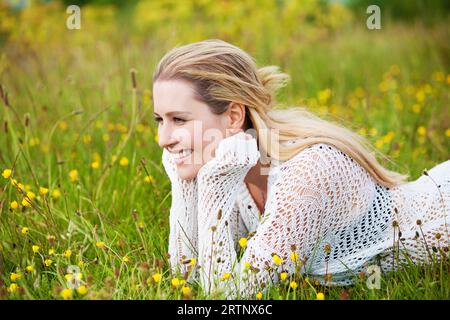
[[162, 148, 198, 276], [196, 138, 360, 299]]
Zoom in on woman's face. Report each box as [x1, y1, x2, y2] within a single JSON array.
[[153, 79, 235, 180]]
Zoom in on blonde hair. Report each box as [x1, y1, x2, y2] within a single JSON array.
[[153, 39, 408, 188]]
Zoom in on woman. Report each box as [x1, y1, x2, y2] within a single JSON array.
[[152, 39, 449, 299]]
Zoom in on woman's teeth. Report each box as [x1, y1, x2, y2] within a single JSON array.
[[173, 149, 192, 160]]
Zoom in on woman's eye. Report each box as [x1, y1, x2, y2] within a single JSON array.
[[173, 118, 186, 124]]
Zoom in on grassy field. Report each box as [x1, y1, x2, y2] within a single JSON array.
[[0, 1, 449, 300]]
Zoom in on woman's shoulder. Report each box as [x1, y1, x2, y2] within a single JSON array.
[[276, 141, 366, 179]]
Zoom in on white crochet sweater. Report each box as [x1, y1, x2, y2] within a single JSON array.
[[162, 132, 450, 299]]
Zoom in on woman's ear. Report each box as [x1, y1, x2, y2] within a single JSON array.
[[227, 102, 246, 134]]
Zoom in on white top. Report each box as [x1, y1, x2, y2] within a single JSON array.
[[162, 132, 450, 299]]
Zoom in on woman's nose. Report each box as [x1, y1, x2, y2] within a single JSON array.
[[157, 124, 175, 149]]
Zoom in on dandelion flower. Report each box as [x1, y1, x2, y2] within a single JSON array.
[[256, 292, 263, 300], [119, 157, 129, 166], [21, 227, 29, 235], [32, 245, 40, 253], [290, 252, 299, 262], [91, 161, 100, 169], [317, 292, 325, 300], [39, 187, 49, 195], [238, 237, 247, 248], [189, 258, 196, 266], [26, 265, 34, 273], [144, 175, 154, 183], [171, 278, 180, 288], [51, 189, 61, 200], [280, 272, 288, 281], [44, 259, 53, 267], [221, 273, 231, 281], [22, 198, 31, 207], [48, 248, 55, 255], [244, 261, 252, 270], [60, 288, 73, 300], [26, 191, 36, 200], [290, 281, 298, 290], [152, 273, 162, 283], [95, 241, 105, 249], [181, 286, 191, 296], [10, 272, 21, 282], [122, 256, 129, 263], [417, 126, 426, 137], [77, 285, 88, 295], [2, 169, 12, 179], [69, 170, 78, 182], [10, 201, 19, 209], [272, 254, 283, 265], [8, 283, 19, 293], [64, 249, 72, 258]]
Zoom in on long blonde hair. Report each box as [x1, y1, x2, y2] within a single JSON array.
[[153, 39, 408, 188]]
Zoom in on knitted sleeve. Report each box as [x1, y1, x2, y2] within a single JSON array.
[[162, 148, 198, 276], [196, 137, 379, 299]]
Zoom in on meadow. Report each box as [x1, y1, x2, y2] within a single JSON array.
[[0, 0, 449, 300]]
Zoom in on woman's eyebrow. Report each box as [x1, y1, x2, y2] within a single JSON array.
[[153, 111, 192, 117]]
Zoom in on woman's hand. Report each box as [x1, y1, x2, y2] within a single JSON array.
[[197, 131, 260, 180]]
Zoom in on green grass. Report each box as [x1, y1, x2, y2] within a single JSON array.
[[0, 1, 449, 300]]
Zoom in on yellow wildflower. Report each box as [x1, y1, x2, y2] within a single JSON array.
[[290, 252, 299, 262], [48, 248, 55, 255], [317, 292, 325, 300], [144, 175, 154, 183], [238, 237, 248, 248], [446, 129, 450, 137], [64, 249, 72, 258], [221, 273, 231, 281], [22, 198, 31, 207], [256, 292, 263, 300], [60, 288, 73, 300], [119, 157, 129, 166], [69, 169, 78, 182], [26, 265, 34, 273], [44, 259, 53, 267], [318, 88, 331, 104], [280, 272, 288, 281], [91, 161, 100, 169], [95, 241, 105, 249], [10, 272, 21, 282], [122, 256, 129, 263], [59, 121, 68, 130], [290, 281, 298, 290], [171, 278, 181, 288], [2, 169, 12, 179], [32, 245, 40, 253], [417, 126, 427, 137], [412, 104, 421, 113], [152, 273, 162, 283], [39, 187, 49, 195], [244, 261, 252, 270], [189, 258, 196, 266], [51, 189, 61, 199], [181, 286, 191, 296], [8, 283, 19, 293], [272, 254, 283, 265], [10, 201, 19, 209], [21, 227, 29, 235], [77, 285, 88, 295], [26, 191, 35, 200]]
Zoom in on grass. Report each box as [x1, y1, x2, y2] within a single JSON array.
[[0, 1, 449, 300]]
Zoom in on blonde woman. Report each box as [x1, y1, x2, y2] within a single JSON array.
[[152, 39, 450, 299]]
